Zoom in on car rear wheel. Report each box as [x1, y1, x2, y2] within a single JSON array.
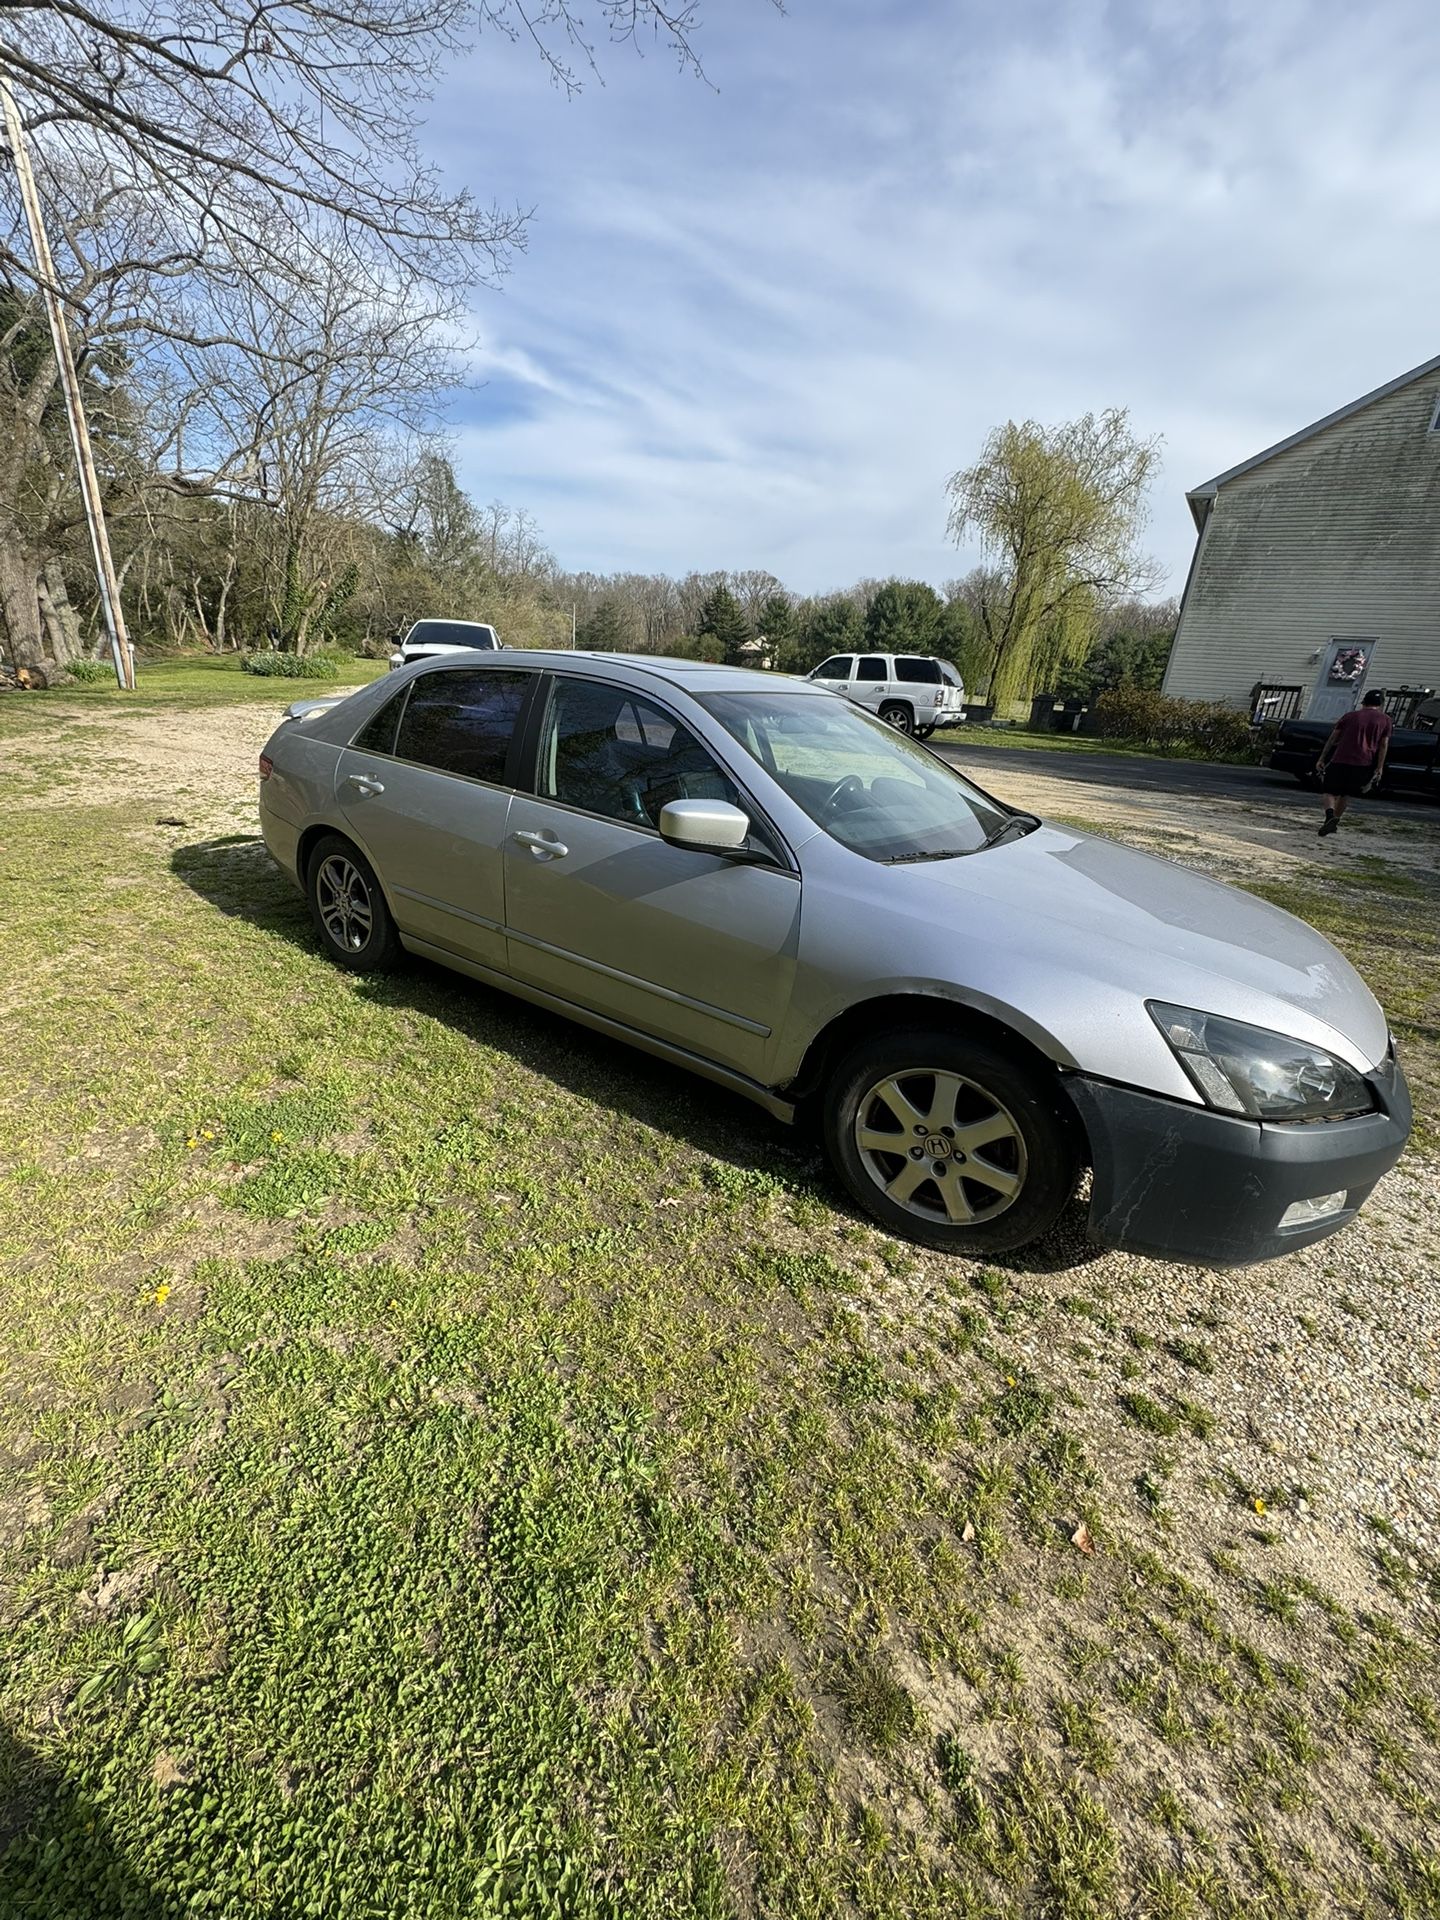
[[914, 723, 936, 740], [822, 1028, 1080, 1253], [306, 834, 402, 973], [879, 702, 914, 735]]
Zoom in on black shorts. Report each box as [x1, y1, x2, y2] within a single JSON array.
[[1322, 762, 1371, 798]]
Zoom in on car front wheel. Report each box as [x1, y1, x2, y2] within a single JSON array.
[[306, 834, 402, 973], [822, 1028, 1080, 1253]]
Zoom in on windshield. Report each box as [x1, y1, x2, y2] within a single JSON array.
[[701, 689, 1021, 861], [407, 621, 499, 650]]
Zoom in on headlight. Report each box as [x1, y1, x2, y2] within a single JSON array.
[[1148, 1002, 1374, 1121]]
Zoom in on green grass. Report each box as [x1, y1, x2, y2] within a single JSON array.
[[0, 694, 1437, 1918], [30, 649, 387, 707]]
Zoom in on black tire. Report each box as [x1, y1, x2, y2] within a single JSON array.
[[821, 1027, 1079, 1254], [914, 724, 936, 741], [879, 702, 914, 735], [305, 833, 403, 974]]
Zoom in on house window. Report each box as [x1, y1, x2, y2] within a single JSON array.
[[1429, 393, 1440, 433]]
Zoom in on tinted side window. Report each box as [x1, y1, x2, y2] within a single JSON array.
[[896, 656, 941, 684], [856, 656, 887, 682], [395, 669, 531, 781], [813, 656, 851, 679], [539, 679, 740, 828], [352, 689, 407, 756]]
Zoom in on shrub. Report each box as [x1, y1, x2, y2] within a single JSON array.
[[65, 659, 115, 684], [240, 651, 340, 681], [1091, 687, 1258, 761]]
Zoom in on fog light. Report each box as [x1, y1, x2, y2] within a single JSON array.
[[1279, 1191, 1348, 1231]]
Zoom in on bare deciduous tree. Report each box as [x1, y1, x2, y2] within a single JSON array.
[[193, 235, 463, 652]]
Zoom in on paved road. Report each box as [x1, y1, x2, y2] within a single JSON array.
[[932, 739, 1439, 822]]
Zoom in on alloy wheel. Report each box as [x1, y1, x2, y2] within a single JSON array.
[[852, 1067, 1027, 1225], [315, 854, 374, 953]]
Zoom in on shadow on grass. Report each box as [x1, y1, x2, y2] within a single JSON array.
[[0, 1723, 180, 1919], [170, 835, 1100, 1275]]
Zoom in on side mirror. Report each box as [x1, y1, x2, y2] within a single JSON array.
[[658, 798, 751, 852]]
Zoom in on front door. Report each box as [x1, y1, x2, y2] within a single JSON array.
[[335, 666, 536, 968], [1306, 638, 1377, 723], [503, 675, 800, 1082]]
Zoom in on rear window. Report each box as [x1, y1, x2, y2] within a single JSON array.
[[896, 656, 941, 684], [395, 669, 531, 782], [351, 689, 407, 756], [406, 621, 500, 651]]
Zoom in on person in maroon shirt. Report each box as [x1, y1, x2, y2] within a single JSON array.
[[1316, 690, 1393, 836]]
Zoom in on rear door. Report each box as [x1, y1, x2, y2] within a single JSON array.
[[852, 654, 889, 714], [334, 666, 536, 968], [502, 674, 800, 1081]]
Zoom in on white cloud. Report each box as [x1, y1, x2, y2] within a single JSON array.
[[431, 0, 1440, 593]]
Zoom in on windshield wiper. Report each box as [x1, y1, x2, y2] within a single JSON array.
[[883, 847, 972, 865], [979, 810, 1042, 850]]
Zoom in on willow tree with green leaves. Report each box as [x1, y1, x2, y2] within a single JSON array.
[[944, 409, 1161, 706]]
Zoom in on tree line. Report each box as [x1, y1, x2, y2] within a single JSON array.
[[564, 568, 1177, 700]]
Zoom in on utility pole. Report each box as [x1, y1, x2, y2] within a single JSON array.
[[570, 601, 576, 649], [0, 70, 136, 690]]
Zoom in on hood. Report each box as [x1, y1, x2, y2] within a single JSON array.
[[912, 824, 1389, 1069]]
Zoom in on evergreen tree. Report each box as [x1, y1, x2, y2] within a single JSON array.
[[695, 584, 751, 665], [577, 598, 629, 651], [864, 579, 944, 655], [756, 591, 798, 669], [798, 596, 862, 671]]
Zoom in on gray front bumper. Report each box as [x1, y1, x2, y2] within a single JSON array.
[[1066, 1058, 1411, 1267]]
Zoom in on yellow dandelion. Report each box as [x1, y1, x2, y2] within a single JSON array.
[[271, 1130, 284, 1143], [1006, 1375, 1016, 1387], [1253, 1497, 1266, 1515], [201, 1129, 215, 1141], [153, 1283, 171, 1306], [185, 1137, 199, 1150]]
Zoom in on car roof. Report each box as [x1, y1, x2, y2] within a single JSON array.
[[406, 650, 829, 697]]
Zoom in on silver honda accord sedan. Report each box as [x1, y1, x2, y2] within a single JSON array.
[[257, 653, 1410, 1265]]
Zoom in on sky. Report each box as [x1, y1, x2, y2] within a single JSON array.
[[425, 0, 1440, 597]]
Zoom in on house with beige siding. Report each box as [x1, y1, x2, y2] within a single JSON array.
[[1163, 353, 1440, 722]]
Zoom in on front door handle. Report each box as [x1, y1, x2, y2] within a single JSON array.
[[513, 829, 569, 859], [346, 773, 385, 796]]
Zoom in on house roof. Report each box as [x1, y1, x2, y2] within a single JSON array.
[[1186, 350, 1440, 530]]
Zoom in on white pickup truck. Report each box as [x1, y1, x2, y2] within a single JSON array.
[[388, 618, 502, 670], [806, 652, 966, 737]]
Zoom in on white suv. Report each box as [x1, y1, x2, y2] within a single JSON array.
[[807, 652, 966, 737], [389, 618, 502, 671]]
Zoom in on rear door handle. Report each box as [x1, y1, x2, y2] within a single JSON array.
[[346, 773, 385, 796], [513, 829, 569, 859]]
